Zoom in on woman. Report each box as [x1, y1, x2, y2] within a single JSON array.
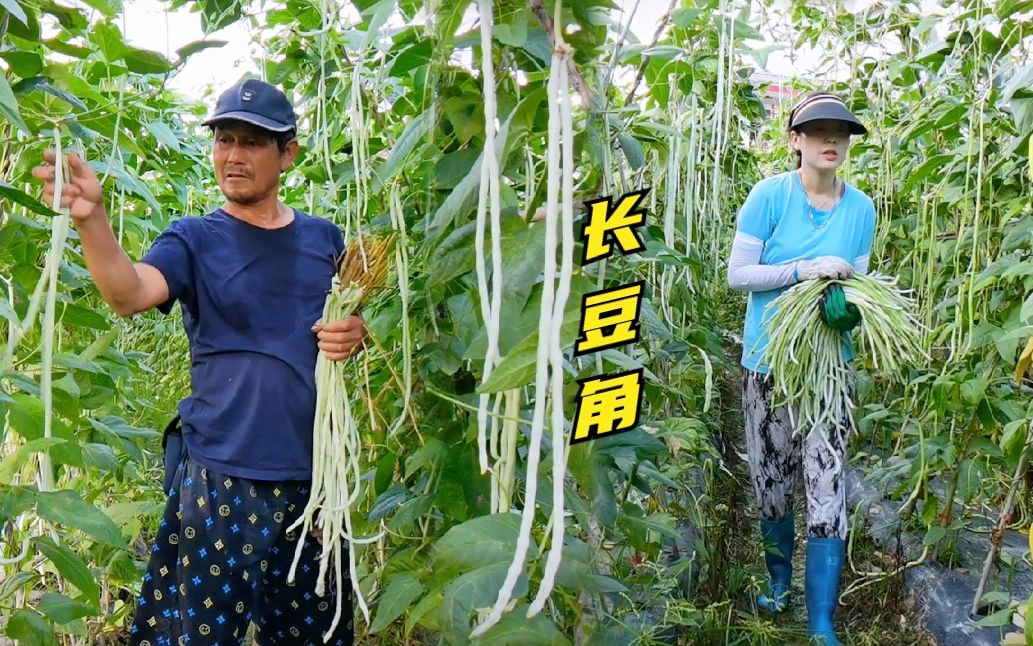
[[726, 91, 876, 646]]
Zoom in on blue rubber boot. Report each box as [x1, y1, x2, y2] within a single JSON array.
[[805, 537, 845, 646], [757, 516, 794, 613]]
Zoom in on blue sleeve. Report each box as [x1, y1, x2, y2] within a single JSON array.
[[140, 219, 194, 315], [735, 182, 772, 242]]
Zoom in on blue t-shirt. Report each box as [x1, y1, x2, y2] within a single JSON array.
[[141, 208, 345, 480], [736, 171, 876, 373]]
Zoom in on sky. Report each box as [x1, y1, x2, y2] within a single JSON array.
[[116, 0, 919, 104]]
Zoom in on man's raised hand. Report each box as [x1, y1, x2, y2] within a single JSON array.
[[31, 150, 106, 224]]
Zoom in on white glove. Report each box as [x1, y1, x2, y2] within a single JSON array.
[[795, 256, 853, 281]]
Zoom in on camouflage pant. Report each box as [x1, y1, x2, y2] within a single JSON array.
[[742, 370, 853, 538]]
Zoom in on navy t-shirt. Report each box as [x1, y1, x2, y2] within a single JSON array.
[[141, 208, 345, 481]]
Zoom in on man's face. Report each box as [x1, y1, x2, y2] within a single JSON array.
[[791, 119, 851, 171], [212, 122, 297, 205]]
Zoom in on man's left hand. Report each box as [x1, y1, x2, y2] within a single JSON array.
[[312, 315, 366, 361]]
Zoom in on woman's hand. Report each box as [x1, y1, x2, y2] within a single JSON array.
[[796, 256, 853, 281]]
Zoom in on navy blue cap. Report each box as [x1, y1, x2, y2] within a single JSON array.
[[202, 79, 297, 133]]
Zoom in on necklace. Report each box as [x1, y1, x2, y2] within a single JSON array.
[[798, 170, 842, 228]]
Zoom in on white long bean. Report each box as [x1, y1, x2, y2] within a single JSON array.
[[469, 21, 564, 638], [475, 0, 504, 474], [529, 48, 575, 618]]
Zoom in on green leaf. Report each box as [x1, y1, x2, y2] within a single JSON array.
[[97, 157, 163, 215], [472, 604, 571, 645], [90, 20, 126, 61], [430, 513, 530, 573], [425, 101, 524, 245], [0, 180, 60, 216], [960, 376, 988, 406], [436, 148, 481, 188], [175, 39, 227, 60], [44, 2, 88, 30], [5, 609, 57, 646], [378, 109, 432, 184], [477, 282, 588, 394], [923, 526, 947, 546], [146, 121, 182, 152], [360, 0, 394, 51], [494, 12, 528, 47], [34, 537, 99, 605], [369, 485, 412, 522], [76, 0, 120, 17], [974, 606, 1014, 627], [370, 573, 425, 632], [407, 438, 449, 477], [122, 47, 172, 74], [440, 562, 527, 640], [426, 220, 476, 287], [732, 18, 763, 41], [0, 71, 30, 134], [672, 7, 701, 27], [1021, 292, 1033, 323], [980, 590, 1012, 606], [0, 51, 43, 77], [618, 132, 645, 169], [620, 511, 682, 541], [89, 416, 160, 439], [3, 371, 41, 396], [442, 95, 481, 145], [1000, 420, 1027, 455], [0, 0, 28, 25], [405, 589, 443, 636], [43, 38, 91, 59], [7, 392, 44, 437], [12, 77, 88, 110], [555, 547, 627, 593], [387, 39, 433, 76], [0, 484, 35, 523], [0, 571, 35, 602], [6, 1, 37, 39], [36, 490, 125, 547], [374, 451, 397, 495], [521, 27, 551, 64], [59, 302, 111, 330], [498, 221, 547, 321], [0, 437, 66, 483], [198, 0, 243, 31], [37, 593, 97, 624], [13, 77, 88, 112], [52, 353, 104, 375]]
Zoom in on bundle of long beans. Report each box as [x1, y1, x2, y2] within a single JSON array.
[[286, 233, 394, 642], [763, 273, 926, 456]]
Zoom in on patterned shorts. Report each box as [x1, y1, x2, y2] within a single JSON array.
[[130, 454, 354, 645]]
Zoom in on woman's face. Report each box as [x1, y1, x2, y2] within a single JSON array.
[[791, 119, 851, 171]]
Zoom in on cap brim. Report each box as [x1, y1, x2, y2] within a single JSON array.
[[201, 111, 295, 133], [792, 104, 867, 136]]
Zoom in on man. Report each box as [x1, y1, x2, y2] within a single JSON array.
[[33, 78, 363, 645]]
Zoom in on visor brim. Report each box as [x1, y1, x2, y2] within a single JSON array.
[[791, 104, 867, 136], [201, 112, 295, 133]]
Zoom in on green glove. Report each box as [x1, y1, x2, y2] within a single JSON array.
[[820, 284, 861, 332]]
